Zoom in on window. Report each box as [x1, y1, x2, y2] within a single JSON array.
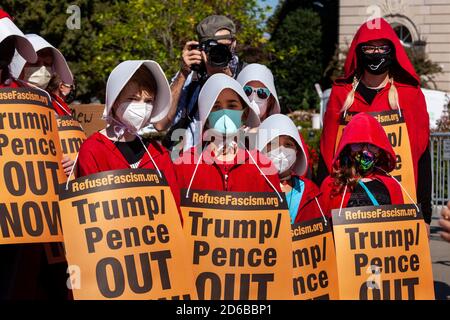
[[393, 24, 413, 47]]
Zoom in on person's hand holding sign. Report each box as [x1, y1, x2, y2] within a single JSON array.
[[61, 155, 75, 177], [439, 201, 450, 242]]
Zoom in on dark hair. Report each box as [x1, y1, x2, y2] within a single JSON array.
[[46, 73, 62, 93], [330, 145, 390, 196], [0, 37, 15, 84]]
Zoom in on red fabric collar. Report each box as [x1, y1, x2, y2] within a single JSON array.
[[92, 131, 164, 168]]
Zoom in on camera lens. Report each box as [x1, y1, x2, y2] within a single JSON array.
[[207, 43, 232, 68]]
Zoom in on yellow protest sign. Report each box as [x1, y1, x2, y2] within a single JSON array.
[[332, 204, 434, 300], [56, 115, 87, 161], [335, 111, 416, 202], [59, 169, 195, 300], [181, 189, 293, 300], [0, 87, 66, 244], [291, 218, 339, 300]]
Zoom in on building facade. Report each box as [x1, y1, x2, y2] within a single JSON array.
[[340, 0, 450, 91]]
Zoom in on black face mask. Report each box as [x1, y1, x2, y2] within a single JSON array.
[[361, 52, 392, 75]]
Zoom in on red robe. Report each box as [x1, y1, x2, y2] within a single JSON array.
[[76, 131, 181, 213], [174, 145, 281, 193], [320, 18, 429, 188], [50, 93, 72, 116], [291, 174, 327, 223], [320, 112, 404, 216]]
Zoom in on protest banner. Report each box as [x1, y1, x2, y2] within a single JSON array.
[[181, 189, 293, 300], [59, 169, 194, 300], [336, 111, 417, 202], [332, 204, 434, 300], [291, 218, 339, 300], [70, 104, 105, 137], [56, 115, 87, 161], [0, 87, 66, 244]]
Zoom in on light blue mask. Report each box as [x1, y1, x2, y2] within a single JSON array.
[[208, 109, 244, 135]]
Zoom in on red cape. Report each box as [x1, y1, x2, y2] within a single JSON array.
[[320, 112, 404, 215], [320, 18, 429, 186]]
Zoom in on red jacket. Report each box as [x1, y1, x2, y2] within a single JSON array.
[[320, 18, 429, 187], [51, 93, 72, 116], [292, 174, 326, 223], [174, 145, 282, 193], [76, 132, 181, 211], [320, 112, 404, 216]]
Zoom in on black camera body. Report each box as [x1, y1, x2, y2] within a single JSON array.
[[191, 39, 232, 72]]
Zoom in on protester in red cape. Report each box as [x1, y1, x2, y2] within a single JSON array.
[[175, 73, 282, 196], [257, 114, 326, 224], [320, 112, 406, 217], [10, 33, 74, 115], [316, 18, 431, 226], [0, 9, 72, 300], [76, 60, 182, 219], [10, 33, 75, 176]]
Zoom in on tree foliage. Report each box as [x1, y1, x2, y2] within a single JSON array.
[[268, 6, 323, 112]]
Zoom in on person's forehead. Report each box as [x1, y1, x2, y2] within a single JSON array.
[[214, 29, 234, 44], [365, 39, 390, 46], [214, 29, 231, 37], [217, 88, 240, 100], [120, 81, 154, 96]]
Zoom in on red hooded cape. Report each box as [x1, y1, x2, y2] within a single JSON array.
[[292, 173, 326, 223], [320, 112, 404, 215], [320, 18, 429, 187], [76, 132, 182, 219]]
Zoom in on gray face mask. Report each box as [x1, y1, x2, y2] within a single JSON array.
[[23, 66, 53, 89]]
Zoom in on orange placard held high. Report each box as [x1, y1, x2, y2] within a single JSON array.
[[291, 218, 339, 300], [59, 169, 195, 300], [181, 189, 293, 300], [56, 115, 87, 162], [332, 204, 434, 300], [0, 87, 66, 244], [335, 111, 416, 203]]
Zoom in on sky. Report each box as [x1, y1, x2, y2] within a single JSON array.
[[259, 0, 279, 18]]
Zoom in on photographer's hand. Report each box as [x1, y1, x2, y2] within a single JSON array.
[[181, 40, 202, 76]]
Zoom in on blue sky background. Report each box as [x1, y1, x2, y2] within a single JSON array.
[[258, 0, 279, 19]]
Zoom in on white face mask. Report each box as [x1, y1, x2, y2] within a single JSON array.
[[267, 146, 297, 174], [249, 93, 269, 117], [115, 102, 153, 134], [23, 66, 52, 89]]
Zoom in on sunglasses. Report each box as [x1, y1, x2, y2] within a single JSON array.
[[361, 45, 391, 54], [350, 143, 380, 154], [243, 85, 271, 100]]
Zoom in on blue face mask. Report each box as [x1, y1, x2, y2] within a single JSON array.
[[208, 109, 244, 135]]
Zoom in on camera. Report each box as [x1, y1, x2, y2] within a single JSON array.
[[191, 39, 233, 72]]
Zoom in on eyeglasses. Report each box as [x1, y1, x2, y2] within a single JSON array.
[[350, 143, 380, 154], [243, 85, 271, 100], [361, 45, 391, 54]]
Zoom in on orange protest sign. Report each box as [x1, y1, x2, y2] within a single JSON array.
[[181, 190, 293, 300], [56, 115, 87, 161], [332, 204, 434, 300], [336, 111, 416, 202], [59, 169, 195, 300], [0, 87, 66, 244], [291, 218, 339, 300]]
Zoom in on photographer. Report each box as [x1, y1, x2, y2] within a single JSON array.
[[157, 15, 245, 152]]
